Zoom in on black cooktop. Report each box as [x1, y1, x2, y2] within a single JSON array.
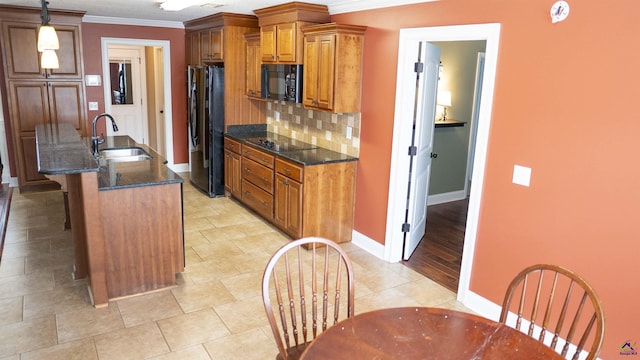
[[245, 135, 317, 153]]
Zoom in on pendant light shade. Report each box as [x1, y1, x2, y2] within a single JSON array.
[[37, 25, 59, 52], [41, 49, 60, 69], [39, 0, 60, 69]]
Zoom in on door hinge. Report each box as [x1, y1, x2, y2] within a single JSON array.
[[414, 62, 424, 74], [408, 146, 417, 156], [402, 223, 411, 233]]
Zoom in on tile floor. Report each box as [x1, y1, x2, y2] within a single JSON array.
[[0, 178, 470, 359]]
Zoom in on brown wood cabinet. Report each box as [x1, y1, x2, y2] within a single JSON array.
[[9, 80, 86, 186], [0, 6, 86, 192], [184, 13, 260, 128], [274, 158, 303, 237], [244, 32, 262, 98], [2, 22, 83, 79], [240, 145, 274, 220], [185, 31, 201, 66], [225, 136, 357, 243], [224, 137, 242, 198], [302, 23, 366, 113], [200, 28, 223, 63], [254, 2, 330, 64]]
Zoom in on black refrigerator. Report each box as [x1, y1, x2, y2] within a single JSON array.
[[188, 65, 225, 197]]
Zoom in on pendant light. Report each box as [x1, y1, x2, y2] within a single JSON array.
[[38, 0, 60, 69]]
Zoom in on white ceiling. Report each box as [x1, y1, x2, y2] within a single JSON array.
[[0, 0, 434, 26]]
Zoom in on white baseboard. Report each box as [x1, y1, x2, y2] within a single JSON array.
[[169, 163, 189, 174], [351, 230, 385, 260], [427, 190, 466, 205]]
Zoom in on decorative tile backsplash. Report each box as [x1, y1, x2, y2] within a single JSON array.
[[265, 101, 361, 157]]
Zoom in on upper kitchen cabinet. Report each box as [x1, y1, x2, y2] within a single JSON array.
[[200, 27, 223, 63], [2, 22, 83, 79], [244, 32, 262, 99], [302, 23, 366, 113], [185, 31, 201, 66], [184, 13, 259, 128], [254, 2, 330, 64], [184, 13, 258, 65]]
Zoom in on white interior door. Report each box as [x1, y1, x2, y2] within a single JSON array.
[[403, 42, 440, 260], [107, 46, 147, 144]]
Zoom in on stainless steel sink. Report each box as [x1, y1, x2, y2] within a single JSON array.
[[99, 147, 152, 162]]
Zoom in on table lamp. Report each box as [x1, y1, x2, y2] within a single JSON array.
[[437, 90, 452, 121]]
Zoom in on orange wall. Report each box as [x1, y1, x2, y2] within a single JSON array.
[[80, 23, 188, 164], [334, 0, 639, 358]]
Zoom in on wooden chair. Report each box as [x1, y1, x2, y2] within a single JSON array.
[[499, 264, 605, 360], [262, 237, 355, 360]]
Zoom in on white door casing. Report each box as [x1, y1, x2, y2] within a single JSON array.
[[402, 42, 440, 260], [384, 23, 501, 305]]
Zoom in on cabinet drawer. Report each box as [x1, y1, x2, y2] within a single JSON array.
[[275, 158, 303, 182], [243, 158, 274, 194], [224, 137, 241, 154], [242, 180, 273, 219], [242, 145, 274, 169]]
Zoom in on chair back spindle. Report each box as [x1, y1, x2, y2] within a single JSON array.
[[263, 237, 355, 360], [499, 264, 605, 360]]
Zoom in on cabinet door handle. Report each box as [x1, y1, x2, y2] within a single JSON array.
[[261, 158, 269, 165], [243, 168, 251, 173], [283, 168, 291, 174], [262, 177, 269, 183]]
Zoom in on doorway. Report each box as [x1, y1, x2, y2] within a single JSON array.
[[403, 41, 486, 291], [383, 24, 501, 304], [107, 45, 147, 144], [100, 38, 175, 165]]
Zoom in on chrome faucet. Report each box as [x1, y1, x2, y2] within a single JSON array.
[[92, 113, 119, 157]]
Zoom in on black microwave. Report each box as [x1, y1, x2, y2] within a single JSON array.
[[261, 64, 303, 103]]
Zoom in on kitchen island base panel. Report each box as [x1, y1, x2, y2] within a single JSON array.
[[99, 183, 184, 299]]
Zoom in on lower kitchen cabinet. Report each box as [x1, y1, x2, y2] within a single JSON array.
[[224, 136, 357, 243], [224, 137, 242, 198]]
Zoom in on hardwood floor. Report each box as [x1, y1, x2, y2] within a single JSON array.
[[402, 198, 468, 292]]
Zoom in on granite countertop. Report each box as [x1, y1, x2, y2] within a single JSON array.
[[225, 125, 358, 165], [36, 124, 182, 191], [91, 136, 183, 191]]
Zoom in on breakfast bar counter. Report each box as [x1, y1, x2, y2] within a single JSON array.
[[36, 124, 185, 307]]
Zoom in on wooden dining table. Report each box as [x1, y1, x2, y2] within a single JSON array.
[[299, 307, 564, 360]]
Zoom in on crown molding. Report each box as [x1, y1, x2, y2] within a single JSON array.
[[82, 15, 184, 29], [329, 0, 437, 15]]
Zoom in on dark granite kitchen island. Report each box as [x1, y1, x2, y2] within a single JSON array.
[[36, 123, 184, 307]]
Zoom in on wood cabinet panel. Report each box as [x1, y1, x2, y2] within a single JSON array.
[[48, 82, 85, 130], [21, 136, 48, 183], [99, 184, 184, 299], [242, 179, 273, 219], [2, 22, 82, 79], [242, 145, 274, 168], [274, 172, 303, 237], [242, 158, 274, 194], [302, 24, 366, 113], [244, 32, 262, 98], [224, 149, 242, 198], [200, 28, 223, 62], [9, 81, 49, 132]]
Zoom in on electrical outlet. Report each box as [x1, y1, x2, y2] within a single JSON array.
[[88, 102, 99, 111], [512, 165, 531, 187], [275, 111, 280, 121], [346, 126, 353, 139]]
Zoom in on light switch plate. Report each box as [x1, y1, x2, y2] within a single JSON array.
[[512, 165, 531, 187], [88, 101, 99, 111], [346, 126, 353, 139]]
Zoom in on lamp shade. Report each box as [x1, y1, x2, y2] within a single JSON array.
[[437, 90, 452, 107], [41, 49, 60, 69], [37, 25, 59, 52]]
